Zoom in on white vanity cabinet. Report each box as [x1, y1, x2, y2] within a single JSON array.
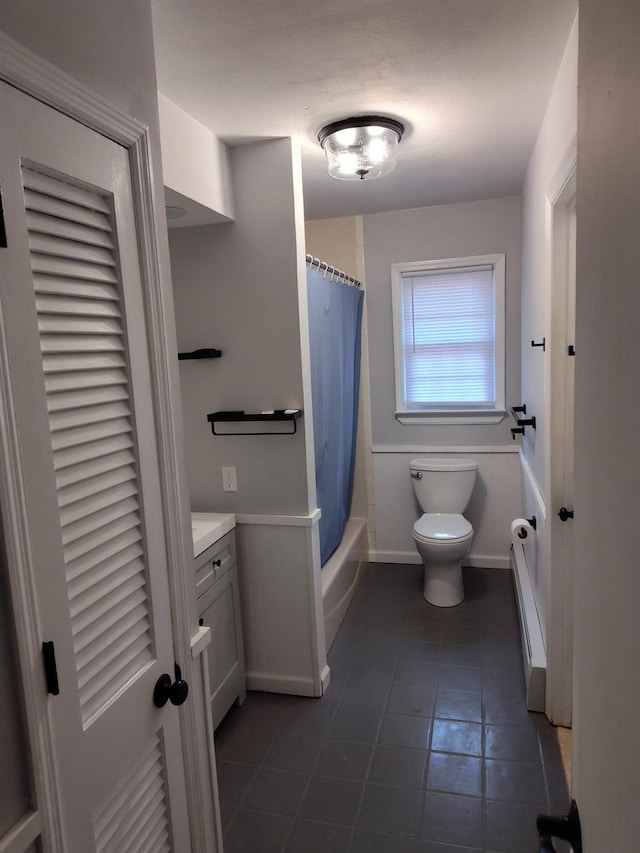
[[193, 518, 246, 730]]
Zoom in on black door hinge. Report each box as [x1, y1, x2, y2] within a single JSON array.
[[42, 641, 60, 695], [568, 345, 576, 356], [0, 190, 7, 248]]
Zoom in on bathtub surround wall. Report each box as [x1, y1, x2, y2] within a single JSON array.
[[169, 139, 328, 696]]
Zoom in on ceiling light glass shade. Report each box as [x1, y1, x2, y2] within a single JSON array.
[[318, 116, 404, 181]]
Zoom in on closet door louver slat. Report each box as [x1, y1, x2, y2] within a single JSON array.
[[27, 209, 115, 248], [70, 566, 147, 630], [27, 231, 117, 267], [94, 738, 171, 853], [57, 464, 136, 508], [22, 192, 113, 232], [35, 274, 120, 302], [47, 385, 130, 413], [67, 544, 144, 601], [50, 406, 131, 437], [23, 165, 153, 727], [65, 527, 143, 584], [22, 167, 112, 214], [59, 477, 137, 523], [45, 367, 127, 394], [36, 295, 122, 318]]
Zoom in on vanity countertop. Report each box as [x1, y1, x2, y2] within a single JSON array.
[[191, 511, 236, 557]]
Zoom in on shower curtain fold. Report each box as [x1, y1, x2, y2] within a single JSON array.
[[307, 266, 364, 566]]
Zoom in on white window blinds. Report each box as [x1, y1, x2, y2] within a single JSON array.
[[399, 265, 496, 409]]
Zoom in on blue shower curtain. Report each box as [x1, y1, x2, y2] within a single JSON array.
[[307, 267, 364, 566]]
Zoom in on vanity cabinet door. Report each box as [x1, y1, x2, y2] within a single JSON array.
[[198, 559, 246, 729]]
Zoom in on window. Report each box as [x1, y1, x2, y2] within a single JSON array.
[[391, 254, 505, 424]]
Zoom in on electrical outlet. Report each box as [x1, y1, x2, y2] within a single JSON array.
[[222, 466, 237, 492]]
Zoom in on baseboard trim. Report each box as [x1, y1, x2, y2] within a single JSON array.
[[464, 554, 511, 570], [369, 550, 510, 569], [245, 671, 319, 697], [320, 665, 331, 695], [369, 550, 422, 565]]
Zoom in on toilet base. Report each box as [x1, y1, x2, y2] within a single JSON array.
[[423, 561, 464, 607]]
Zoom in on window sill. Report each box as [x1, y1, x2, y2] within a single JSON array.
[[395, 409, 507, 425]]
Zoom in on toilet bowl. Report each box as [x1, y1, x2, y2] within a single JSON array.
[[413, 513, 473, 606], [409, 459, 478, 607]]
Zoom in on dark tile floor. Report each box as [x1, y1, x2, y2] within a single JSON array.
[[215, 564, 571, 853]]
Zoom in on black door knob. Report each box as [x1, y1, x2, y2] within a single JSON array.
[[153, 663, 189, 708], [558, 507, 574, 522], [169, 664, 189, 706]]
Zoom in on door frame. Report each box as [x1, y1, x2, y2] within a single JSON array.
[[0, 31, 217, 852], [545, 136, 577, 727]]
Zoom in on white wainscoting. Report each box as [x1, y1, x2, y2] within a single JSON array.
[[519, 452, 548, 641], [234, 511, 328, 697], [370, 447, 521, 568]]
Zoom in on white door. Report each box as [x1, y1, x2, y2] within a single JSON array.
[[0, 81, 191, 851], [547, 168, 576, 727]]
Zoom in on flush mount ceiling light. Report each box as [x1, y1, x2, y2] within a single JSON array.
[[318, 115, 405, 181]]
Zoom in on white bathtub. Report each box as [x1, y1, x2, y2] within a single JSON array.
[[322, 517, 368, 650]]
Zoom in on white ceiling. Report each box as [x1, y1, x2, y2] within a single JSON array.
[[151, 0, 577, 221]]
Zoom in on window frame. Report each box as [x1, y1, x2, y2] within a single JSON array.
[[391, 253, 506, 425]]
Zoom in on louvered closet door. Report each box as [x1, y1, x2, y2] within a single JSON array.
[[0, 83, 191, 850]]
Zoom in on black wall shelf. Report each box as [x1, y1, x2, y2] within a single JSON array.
[[207, 410, 302, 436], [178, 348, 222, 361]]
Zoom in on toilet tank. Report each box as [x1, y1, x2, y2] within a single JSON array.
[[409, 458, 478, 513]]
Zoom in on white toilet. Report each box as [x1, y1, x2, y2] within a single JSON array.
[[409, 458, 478, 607]]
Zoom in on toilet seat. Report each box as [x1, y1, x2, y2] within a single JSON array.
[[413, 513, 472, 544]]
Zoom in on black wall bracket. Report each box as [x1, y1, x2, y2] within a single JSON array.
[[178, 348, 222, 360]]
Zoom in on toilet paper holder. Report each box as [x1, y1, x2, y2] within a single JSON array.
[[518, 516, 537, 537], [514, 517, 537, 539]]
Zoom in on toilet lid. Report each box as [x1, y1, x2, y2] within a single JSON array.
[[413, 513, 472, 542]]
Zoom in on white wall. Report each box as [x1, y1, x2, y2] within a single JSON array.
[[158, 93, 235, 225], [572, 0, 640, 846], [364, 196, 522, 447], [519, 16, 578, 648], [362, 197, 523, 565], [521, 16, 578, 495], [170, 139, 327, 695], [170, 139, 314, 515], [0, 2, 159, 125], [371, 449, 520, 568]]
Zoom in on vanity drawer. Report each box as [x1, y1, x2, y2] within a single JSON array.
[[194, 529, 236, 598]]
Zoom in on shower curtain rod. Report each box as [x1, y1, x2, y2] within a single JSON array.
[[305, 254, 362, 288]]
